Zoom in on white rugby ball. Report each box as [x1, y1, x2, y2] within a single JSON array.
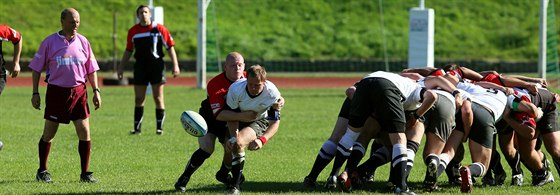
[[180, 110, 208, 137]]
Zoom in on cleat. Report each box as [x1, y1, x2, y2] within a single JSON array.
[[394, 187, 417, 195], [364, 172, 375, 183], [427, 159, 438, 181], [303, 176, 317, 188], [459, 166, 472, 193], [494, 172, 506, 186], [129, 129, 141, 135], [156, 129, 163, 135], [337, 171, 352, 192], [79, 172, 98, 183], [174, 175, 190, 192], [36, 169, 53, 183], [325, 175, 337, 190], [511, 174, 523, 186], [216, 171, 232, 185], [482, 173, 495, 186], [424, 159, 439, 191], [349, 171, 363, 189], [532, 170, 554, 186], [226, 186, 240, 195]]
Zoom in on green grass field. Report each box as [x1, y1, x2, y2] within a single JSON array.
[[1, 86, 559, 194]]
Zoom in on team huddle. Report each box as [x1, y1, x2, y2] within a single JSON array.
[[303, 66, 559, 194]]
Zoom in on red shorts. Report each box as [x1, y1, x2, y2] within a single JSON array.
[[44, 84, 90, 124]]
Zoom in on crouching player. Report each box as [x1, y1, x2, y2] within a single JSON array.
[[225, 65, 282, 195]]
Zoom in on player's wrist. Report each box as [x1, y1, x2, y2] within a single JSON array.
[[258, 136, 267, 145]]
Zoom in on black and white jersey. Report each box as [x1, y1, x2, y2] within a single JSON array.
[[458, 82, 507, 121]]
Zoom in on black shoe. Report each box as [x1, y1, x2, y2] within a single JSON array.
[[36, 169, 53, 183], [324, 175, 337, 190], [482, 173, 495, 186], [130, 129, 141, 135], [494, 171, 506, 186], [532, 170, 554, 186], [511, 174, 523, 186], [175, 175, 190, 192], [349, 171, 364, 189], [226, 185, 240, 195], [303, 176, 317, 188], [364, 172, 375, 183], [216, 171, 232, 185], [394, 187, 417, 195], [156, 129, 163, 135], [80, 172, 98, 183]]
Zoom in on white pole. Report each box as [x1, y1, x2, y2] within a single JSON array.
[[419, 0, 425, 9], [197, 0, 210, 89], [538, 0, 548, 79]]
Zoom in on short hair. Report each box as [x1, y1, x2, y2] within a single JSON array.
[[61, 8, 78, 21], [443, 63, 460, 72], [136, 5, 150, 15], [247, 65, 267, 81]]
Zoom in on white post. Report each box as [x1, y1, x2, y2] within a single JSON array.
[[538, 0, 548, 79], [408, 4, 435, 68], [197, 0, 211, 89]]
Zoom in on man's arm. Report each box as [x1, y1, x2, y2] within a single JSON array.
[[31, 71, 41, 110], [87, 72, 101, 110], [117, 50, 132, 80], [9, 38, 22, 78], [167, 46, 180, 77]]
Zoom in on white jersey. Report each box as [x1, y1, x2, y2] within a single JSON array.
[[433, 89, 457, 110], [364, 71, 421, 102], [227, 79, 281, 122], [457, 82, 507, 121]]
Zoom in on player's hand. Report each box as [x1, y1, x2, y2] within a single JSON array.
[[93, 92, 101, 110], [405, 114, 418, 129], [248, 139, 263, 151], [241, 111, 258, 121], [454, 94, 463, 109], [117, 66, 124, 80], [527, 84, 538, 95], [31, 93, 40, 110], [272, 98, 284, 110], [226, 137, 237, 152], [10, 63, 20, 78], [172, 66, 180, 78]]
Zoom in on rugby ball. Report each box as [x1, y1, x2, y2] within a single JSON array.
[[180, 110, 208, 137]]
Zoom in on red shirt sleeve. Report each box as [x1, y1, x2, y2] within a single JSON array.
[[0, 25, 22, 44], [125, 26, 135, 52], [207, 74, 229, 116], [157, 24, 175, 49]]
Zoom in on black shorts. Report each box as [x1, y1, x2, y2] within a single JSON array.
[[455, 102, 495, 148], [349, 77, 406, 133], [199, 99, 228, 144], [423, 94, 456, 142], [537, 108, 559, 135], [133, 58, 166, 85]]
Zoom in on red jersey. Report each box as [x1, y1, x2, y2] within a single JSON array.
[[125, 22, 174, 61], [0, 24, 22, 66], [207, 72, 246, 116]]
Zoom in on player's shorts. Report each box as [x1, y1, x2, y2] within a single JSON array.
[[44, 84, 90, 124], [338, 97, 351, 119], [537, 109, 558, 134], [199, 99, 228, 144], [349, 77, 406, 133], [495, 119, 513, 135], [423, 94, 456, 142], [455, 102, 495, 148], [240, 118, 269, 137], [133, 58, 166, 85]]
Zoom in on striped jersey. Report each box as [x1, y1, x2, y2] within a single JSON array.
[[125, 22, 174, 61]]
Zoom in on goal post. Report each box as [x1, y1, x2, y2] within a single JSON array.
[[196, 0, 212, 89]]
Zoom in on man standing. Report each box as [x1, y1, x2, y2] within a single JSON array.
[[117, 5, 180, 135], [0, 24, 22, 95], [30, 8, 101, 183]]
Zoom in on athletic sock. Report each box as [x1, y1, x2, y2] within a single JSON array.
[[307, 140, 336, 180], [469, 162, 486, 177], [232, 152, 246, 188], [505, 151, 524, 175], [181, 149, 211, 178], [345, 142, 365, 173], [391, 143, 408, 189], [134, 106, 144, 131], [357, 146, 390, 174], [405, 140, 419, 179], [38, 138, 51, 171], [156, 108, 165, 130], [78, 140, 91, 174]]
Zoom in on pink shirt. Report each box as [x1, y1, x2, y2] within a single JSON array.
[[29, 32, 99, 87]]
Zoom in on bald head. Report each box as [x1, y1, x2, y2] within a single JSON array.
[[226, 52, 243, 64], [61, 8, 79, 21], [223, 52, 245, 81]]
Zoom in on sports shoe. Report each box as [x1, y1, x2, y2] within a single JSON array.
[[364, 171, 375, 183], [494, 171, 506, 186], [79, 172, 98, 183], [130, 129, 141, 135], [482, 172, 495, 186], [325, 175, 337, 190], [349, 171, 363, 189], [216, 170, 232, 185], [511, 174, 523, 186], [303, 176, 317, 188], [226, 186, 240, 195], [446, 163, 462, 186], [174, 175, 190, 192], [459, 166, 472, 193], [337, 171, 352, 192], [394, 186, 417, 195], [36, 169, 53, 183], [532, 170, 554, 186], [156, 129, 163, 135]]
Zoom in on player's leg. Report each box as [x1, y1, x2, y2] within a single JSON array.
[[229, 125, 259, 193], [499, 128, 524, 186], [175, 133, 217, 192], [151, 83, 165, 134], [36, 119, 59, 183], [73, 118, 96, 183], [516, 133, 553, 186], [132, 85, 147, 134], [542, 131, 560, 178], [341, 118, 378, 189]]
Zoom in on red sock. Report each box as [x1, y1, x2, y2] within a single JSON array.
[[78, 140, 91, 174], [38, 138, 51, 171]]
